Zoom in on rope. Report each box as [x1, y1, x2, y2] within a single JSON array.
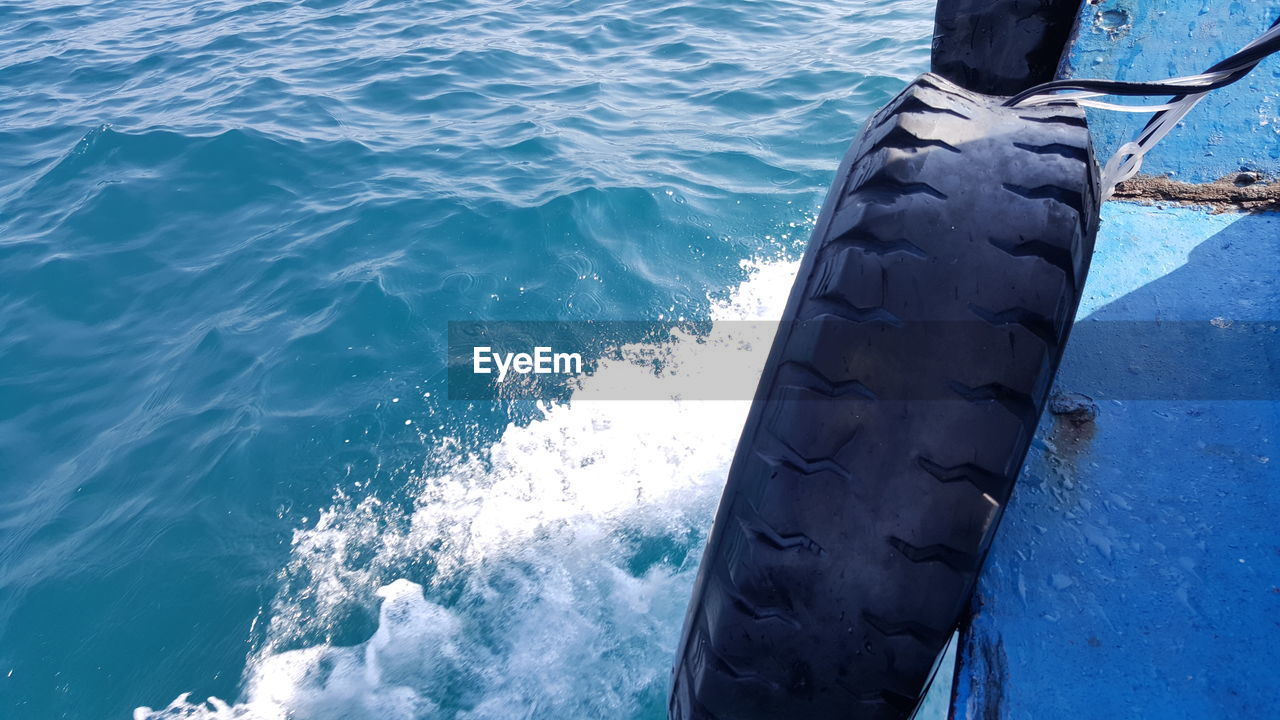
[[1004, 18, 1280, 198]]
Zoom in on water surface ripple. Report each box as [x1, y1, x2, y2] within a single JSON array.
[[0, 1, 932, 717]]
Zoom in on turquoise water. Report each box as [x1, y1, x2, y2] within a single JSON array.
[[0, 1, 933, 717]]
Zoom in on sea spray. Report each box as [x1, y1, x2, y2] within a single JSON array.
[[135, 258, 800, 720]]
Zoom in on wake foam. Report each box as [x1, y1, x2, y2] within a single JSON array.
[[135, 257, 800, 720]]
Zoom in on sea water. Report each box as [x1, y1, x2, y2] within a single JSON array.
[[0, 1, 936, 717]]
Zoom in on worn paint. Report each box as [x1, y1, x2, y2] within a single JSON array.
[[1062, 0, 1280, 183], [951, 204, 1280, 718]]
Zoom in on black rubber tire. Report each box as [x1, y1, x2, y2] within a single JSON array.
[[932, 0, 1085, 95], [669, 73, 1100, 720]]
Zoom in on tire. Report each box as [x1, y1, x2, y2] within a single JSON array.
[[933, 0, 1084, 95], [669, 73, 1100, 720]]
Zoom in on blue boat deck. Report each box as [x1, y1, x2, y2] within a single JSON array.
[[949, 2, 1280, 714], [952, 203, 1280, 718]]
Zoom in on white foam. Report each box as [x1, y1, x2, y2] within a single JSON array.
[[135, 256, 800, 720]]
